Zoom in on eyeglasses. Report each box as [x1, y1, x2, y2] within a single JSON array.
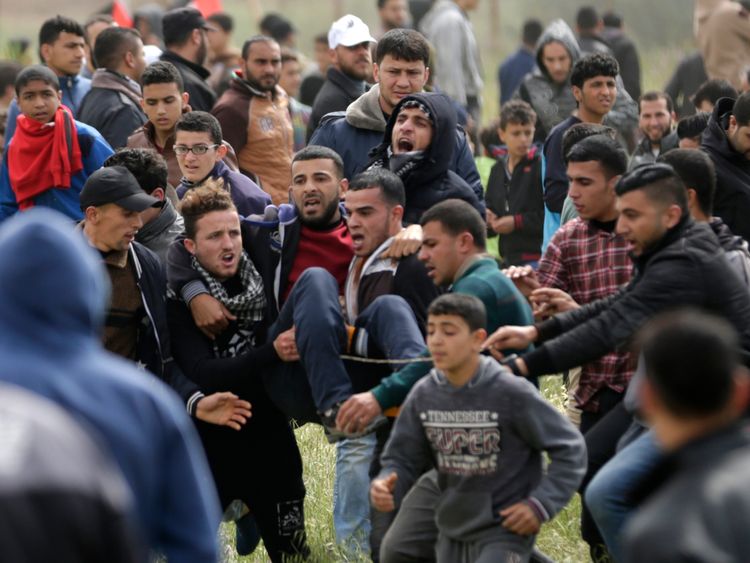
[[174, 144, 219, 156]]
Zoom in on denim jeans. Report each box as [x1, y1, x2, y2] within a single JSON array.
[[333, 433, 378, 557], [264, 268, 426, 424], [585, 431, 662, 562]]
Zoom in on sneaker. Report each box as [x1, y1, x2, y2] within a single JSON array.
[[320, 401, 388, 443]]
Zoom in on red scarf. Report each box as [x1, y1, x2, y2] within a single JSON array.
[[8, 105, 83, 209]]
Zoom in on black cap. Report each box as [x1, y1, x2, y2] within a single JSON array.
[[79, 166, 161, 212], [162, 7, 215, 42]]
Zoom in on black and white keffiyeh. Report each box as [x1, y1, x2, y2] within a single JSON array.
[[191, 250, 267, 330]]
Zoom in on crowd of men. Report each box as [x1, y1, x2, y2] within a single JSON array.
[[1, 1, 750, 562]]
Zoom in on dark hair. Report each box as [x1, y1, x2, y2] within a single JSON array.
[[93, 27, 141, 70], [314, 33, 328, 45], [479, 119, 501, 154], [349, 169, 406, 207], [15, 64, 59, 96], [693, 79, 737, 110], [375, 29, 430, 66], [638, 309, 740, 417], [292, 145, 344, 179], [615, 163, 689, 215], [103, 148, 169, 195], [570, 53, 619, 89], [141, 60, 184, 91], [428, 293, 487, 332], [658, 149, 716, 215], [566, 134, 628, 178], [39, 15, 84, 49], [733, 91, 750, 126], [241, 35, 277, 60], [639, 90, 674, 114], [576, 6, 600, 30], [562, 123, 617, 157], [420, 199, 486, 250], [175, 111, 222, 145], [180, 183, 237, 239], [259, 13, 294, 43], [676, 112, 710, 140], [0, 61, 23, 94], [602, 11, 623, 28], [207, 12, 233, 33], [522, 19, 543, 46], [499, 99, 536, 130]]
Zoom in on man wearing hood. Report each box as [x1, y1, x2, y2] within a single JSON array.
[[212, 36, 294, 206], [365, 92, 484, 224], [0, 207, 223, 562], [701, 93, 750, 242], [515, 19, 637, 144], [78, 27, 148, 150], [309, 28, 482, 202]]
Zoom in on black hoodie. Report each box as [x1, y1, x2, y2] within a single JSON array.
[[701, 97, 750, 242], [366, 92, 484, 225]]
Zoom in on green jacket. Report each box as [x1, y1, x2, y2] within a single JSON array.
[[371, 256, 534, 409]]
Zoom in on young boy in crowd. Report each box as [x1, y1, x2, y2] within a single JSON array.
[[485, 100, 544, 267], [371, 293, 586, 562]]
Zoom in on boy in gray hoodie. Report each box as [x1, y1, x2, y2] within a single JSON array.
[[371, 293, 586, 562]]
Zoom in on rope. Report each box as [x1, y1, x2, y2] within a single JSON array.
[[339, 354, 433, 365]]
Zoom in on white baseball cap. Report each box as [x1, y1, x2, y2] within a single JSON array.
[[328, 14, 376, 49]]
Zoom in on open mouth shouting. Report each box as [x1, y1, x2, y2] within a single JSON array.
[[396, 138, 415, 152]]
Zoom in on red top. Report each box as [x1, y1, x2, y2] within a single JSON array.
[[282, 221, 354, 303]]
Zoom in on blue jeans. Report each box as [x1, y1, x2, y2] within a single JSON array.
[[333, 433, 377, 556], [584, 431, 662, 562], [264, 268, 353, 423], [264, 268, 426, 423]]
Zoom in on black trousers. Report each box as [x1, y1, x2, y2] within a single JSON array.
[[579, 388, 633, 558]]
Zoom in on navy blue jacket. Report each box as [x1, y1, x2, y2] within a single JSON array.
[[365, 92, 485, 224], [177, 159, 272, 218], [498, 47, 536, 105], [0, 209, 221, 562]]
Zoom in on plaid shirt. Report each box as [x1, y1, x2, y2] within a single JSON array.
[[537, 218, 635, 412]]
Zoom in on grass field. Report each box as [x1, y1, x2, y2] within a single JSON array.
[[217, 375, 590, 562]]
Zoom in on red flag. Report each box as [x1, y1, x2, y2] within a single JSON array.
[[193, 0, 223, 17], [112, 0, 133, 27]]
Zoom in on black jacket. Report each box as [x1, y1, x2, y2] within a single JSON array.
[[485, 147, 544, 265], [524, 217, 750, 375], [602, 27, 641, 100], [160, 51, 216, 112], [77, 71, 146, 149], [664, 51, 707, 118], [702, 97, 750, 242], [366, 92, 485, 224], [307, 66, 366, 141], [130, 242, 203, 408], [629, 130, 679, 170]]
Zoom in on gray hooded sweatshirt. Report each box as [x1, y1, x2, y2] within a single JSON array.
[[379, 355, 586, 544], [515, 19, 638, 144]]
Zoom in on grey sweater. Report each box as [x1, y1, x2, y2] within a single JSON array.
[[379, 356, 586, 541]]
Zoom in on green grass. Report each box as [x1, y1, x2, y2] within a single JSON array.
[[218, 375, 589, 562]]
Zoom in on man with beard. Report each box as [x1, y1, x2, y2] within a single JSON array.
[[629, 91, 679, 170], [701, 92, 750, 242], [307, 15, 376, 140], [212, 36, 294, 205], [159, 8, 216, 113]]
